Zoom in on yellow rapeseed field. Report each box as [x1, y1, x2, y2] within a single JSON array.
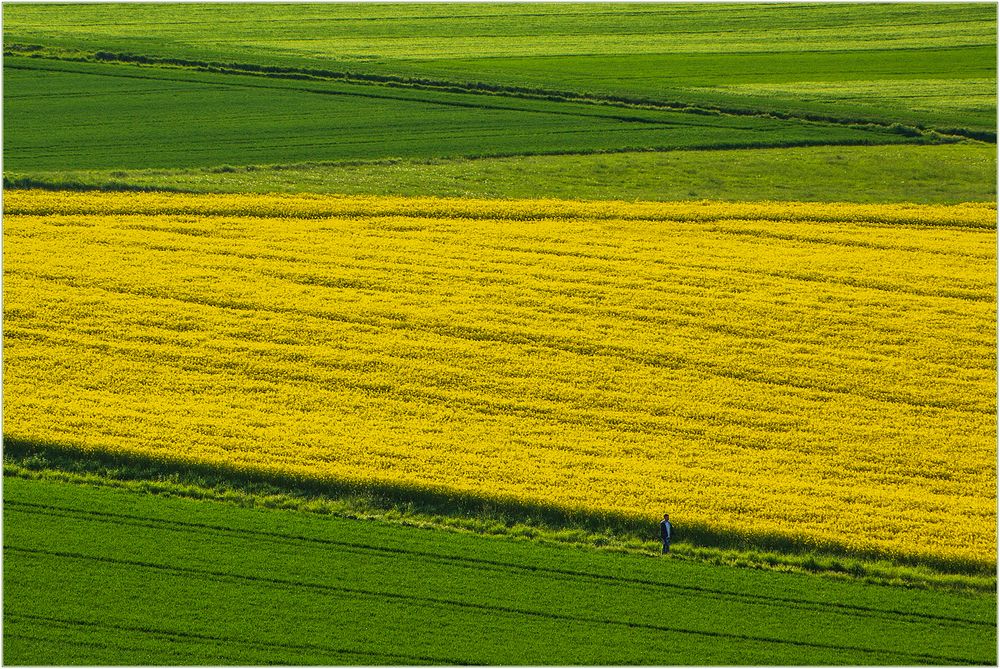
[[4, 191, 996, 567]]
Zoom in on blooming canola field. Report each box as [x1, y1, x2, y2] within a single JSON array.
[[3, 191, 996, 569]]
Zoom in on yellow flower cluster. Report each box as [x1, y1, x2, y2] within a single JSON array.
[[4, 191, 996, 567]]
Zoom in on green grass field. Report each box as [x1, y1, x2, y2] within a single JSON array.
[[3, 56, 923, 173], [4, 3, 995, 181], [8, 144, 996, 204], [4, 3, 995, 135], [5, 475, 996, 665]]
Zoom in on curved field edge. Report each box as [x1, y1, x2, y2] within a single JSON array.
[[4, 437, 993, 587], [5, 476, 996, 666], [4, 189, 996, 228], [5, 144, 997, 205]]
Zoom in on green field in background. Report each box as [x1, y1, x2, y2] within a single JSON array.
[[4, 56, 923, 173], [5, 3, 995, 135], [4, 3, 996, 181]]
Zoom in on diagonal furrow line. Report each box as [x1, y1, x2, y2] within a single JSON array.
[[2, 61, 675, 126], [6, 612, 472, 665], [705, 226, 995, 260], [6, 49, 991, 141], [6, 501, 991, 629], [6, 545, 983, 665]]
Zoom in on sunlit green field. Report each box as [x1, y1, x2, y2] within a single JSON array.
[[5, 3, 995, 134], [5, 476, 996, 665]]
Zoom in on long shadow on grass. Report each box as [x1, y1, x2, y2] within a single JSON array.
[[3, 435, 990, 578]]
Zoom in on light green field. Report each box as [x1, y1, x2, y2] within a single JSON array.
[[8, 144, 995, 204]]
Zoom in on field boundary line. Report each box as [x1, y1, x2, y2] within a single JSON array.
[[6, 190, 994, 228], [5, 439, 995, 581]]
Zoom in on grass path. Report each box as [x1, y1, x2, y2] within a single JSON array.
[[7, 144, 995, 205], [4, 476, 996, 665]]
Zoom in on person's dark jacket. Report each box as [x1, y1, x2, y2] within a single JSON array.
[[659, 520, 672, 541]]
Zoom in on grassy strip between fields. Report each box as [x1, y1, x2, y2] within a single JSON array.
[[5, 144, 994, 205], [3, 440, 993, 594]]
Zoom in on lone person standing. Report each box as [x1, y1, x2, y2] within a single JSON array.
[[659, 513, 672, 554]]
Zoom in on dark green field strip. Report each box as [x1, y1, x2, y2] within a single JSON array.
[[7, 43, 994, 137], [4, 477, 996, 665], [3, 57, 917, 172]]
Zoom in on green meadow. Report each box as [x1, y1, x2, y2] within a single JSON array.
[[5, 476, 996, 665], [10, 144, 996, 204]]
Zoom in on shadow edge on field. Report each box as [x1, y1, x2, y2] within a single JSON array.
[[4, 435, 994, 593]]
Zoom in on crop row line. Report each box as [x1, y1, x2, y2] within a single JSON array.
[[7, 436, 994, 579], [7, 545, 980, 664], [8, 499, 990, 629]]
